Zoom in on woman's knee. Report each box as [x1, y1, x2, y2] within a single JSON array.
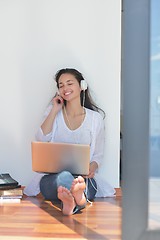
[[39, 171, 74, 200], [57, 171, 74, 189], [40, 174, 57, 200]]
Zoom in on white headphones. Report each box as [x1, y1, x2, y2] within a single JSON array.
[[80, 80, 88, 91]]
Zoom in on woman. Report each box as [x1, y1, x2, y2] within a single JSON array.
[[24, 68, 115, 215]]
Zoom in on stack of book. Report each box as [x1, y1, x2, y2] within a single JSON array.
[[0, 173, 23, 203]]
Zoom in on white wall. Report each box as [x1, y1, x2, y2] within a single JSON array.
[[0, 0, 121, 187]]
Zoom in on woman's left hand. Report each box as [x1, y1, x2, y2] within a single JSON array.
[[88, 161, 98, 178]]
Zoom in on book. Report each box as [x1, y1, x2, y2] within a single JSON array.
[[0, 185, 21, 190], [0, 187, 24, 197], [0, 198, 21, 203], [0, 173, 19, 188], [0, 186, 24, 204], [1, 195, 22, 199]]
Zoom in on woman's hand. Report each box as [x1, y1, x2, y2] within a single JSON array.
[[88, 161, 98, 178], [51, 95, 64, 113]]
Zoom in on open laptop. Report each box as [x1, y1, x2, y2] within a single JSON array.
[[31, 141, 90, 176]]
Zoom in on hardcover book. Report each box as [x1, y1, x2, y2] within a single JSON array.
[[0, 187, 24, 197]]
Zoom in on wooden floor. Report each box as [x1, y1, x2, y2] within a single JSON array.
[[149, 178, 160, 229], [0, 190, 122, 240]]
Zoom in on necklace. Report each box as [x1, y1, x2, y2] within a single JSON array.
[[63, 106, 85, 130], [63, 106, 86, 144]]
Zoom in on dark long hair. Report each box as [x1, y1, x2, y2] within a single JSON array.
[[55, 68, 105, 119]]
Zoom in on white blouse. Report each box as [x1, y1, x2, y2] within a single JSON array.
[[24, 105, 115, 197]]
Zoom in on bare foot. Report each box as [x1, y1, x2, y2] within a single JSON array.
[[70, 176, 86, 206], [57, 186, 76, 215]]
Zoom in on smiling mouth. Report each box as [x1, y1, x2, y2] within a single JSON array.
[[64, 91, 72, 96]]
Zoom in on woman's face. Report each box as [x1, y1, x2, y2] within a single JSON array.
[[58, 73, 81, 102]]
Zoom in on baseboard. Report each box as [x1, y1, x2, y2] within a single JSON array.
[[115, 188, 122, 197]]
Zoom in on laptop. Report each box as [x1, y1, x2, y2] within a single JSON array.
[[31, 141, 90, 175]]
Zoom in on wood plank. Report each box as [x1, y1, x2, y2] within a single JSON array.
[[0, 190, 122, 240]]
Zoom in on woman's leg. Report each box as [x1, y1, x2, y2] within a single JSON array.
[[58, 175, 87, 215], [71, 176, 87, 206], [40, 171, 88, 215], [57, 186, 76, 215], [40, 171, 74, 200], [85, 178, 97, 200]]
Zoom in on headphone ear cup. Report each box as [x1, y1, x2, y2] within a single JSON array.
[[80, 80, 88, 91]]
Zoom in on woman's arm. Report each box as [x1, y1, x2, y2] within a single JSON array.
[[41, 107, 59, 135], [41, 95, 63, 135], [89, 113, 105, 178], [35, 95, 63, 142], [88, 161, 98, 178]]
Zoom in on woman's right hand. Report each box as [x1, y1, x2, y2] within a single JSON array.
[[51, 94, 64, 112]]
